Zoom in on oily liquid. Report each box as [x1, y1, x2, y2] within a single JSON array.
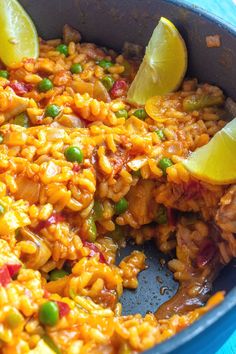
[[155, 281, 211, 318], [155, 265, 220, 319]]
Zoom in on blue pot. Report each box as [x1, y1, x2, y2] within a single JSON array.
[[19, 1, 236, 353]]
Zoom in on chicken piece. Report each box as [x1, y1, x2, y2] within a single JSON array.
[[63, 24, 81, 44], [126, 180, 155, 225], [36, 58, 55, 74], [0, 87, 29, 121], [215, 185, 236, 233], [206, 35, 221, 48]]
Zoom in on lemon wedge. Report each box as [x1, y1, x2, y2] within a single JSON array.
[[0, 0, 39, 67], [183, 118, 236, 184], [127, 17, 187, 105]]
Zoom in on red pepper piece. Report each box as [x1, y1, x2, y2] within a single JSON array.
[[35, 213, 65, 233], [43, 289, 51, 299], [6, 263, 21, 277], [9, 81, 33, 96], [0, 265, 11, 287], [56, 301, 70, 318], [167, 208, 178, 226], [72, 163, 81, 172], [44, 214, 65, 228], [110, 80, 128, 98], [83, 241, 107, 263]]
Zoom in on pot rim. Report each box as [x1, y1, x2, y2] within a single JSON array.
[[145, 2, 236, 352], [168, 0, 236, 35], [146, 287, 236, 353]]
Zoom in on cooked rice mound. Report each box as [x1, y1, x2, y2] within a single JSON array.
[[0, 27, 234, 353]]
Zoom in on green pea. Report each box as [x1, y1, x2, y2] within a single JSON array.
[[155, 205, 167, 225], [5, 309, 24, 329], [56, 44, 69, 56], [39, 301, 59, 327], [115, 109, 128, 119], [158, 157, 173, 175], [70, 63, 83, 74], [110, 225, 124, 241], [0, 204, 5, 215], [49, 269, 69, 281], [98, 59, 113, 70], [93, 200, 103, 221], [38, 78, 53, 92], [0, 133, 4, 144], [0, 70, 9, 79], [42, 335, 61, 354], [64, 146, 83, 163], [12, 112, 29, 127], [122, 60, 132, 78], [132, 169, 141, 178], [86, 216, 97, 242], [183, 94, 224, 112], [115, 198, 128, 215], [45, 104, 61, 118], [133, 108, 147, 120], [101, 76, 115, 91], [155, 129, 165, 141]]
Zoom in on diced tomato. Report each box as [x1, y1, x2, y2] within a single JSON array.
[[35, 213, 65, 233], [0, 265, 11, 287], [56, 301, 70, 318], [9, 81, 34, 96], [83, 241, 107, 263], [6, 263, 21, 277], [196, 239, 217, 268], [110, 80, 128, 98]]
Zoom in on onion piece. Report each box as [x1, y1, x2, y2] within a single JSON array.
[[20, 227, 51, 269], [72, 78, 94, 96], [44, 127, 67, 141], [94, 80, 111, 102], [127, 156, 148, 171], [14, 175, 40, 204], [56, 114, 85, 128]]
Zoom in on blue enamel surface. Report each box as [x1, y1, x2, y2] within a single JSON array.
[[18, 1, 236, 353], [176, 3, 236, 352], [184, 0, 236, 28]]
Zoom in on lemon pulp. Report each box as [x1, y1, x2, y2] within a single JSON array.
[[0, 0, 39, 67]]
